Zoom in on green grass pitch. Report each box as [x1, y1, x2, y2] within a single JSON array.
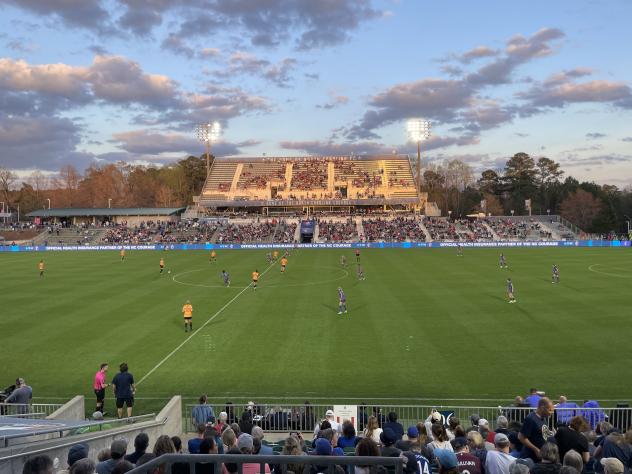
[[1, 247, 631, 414]]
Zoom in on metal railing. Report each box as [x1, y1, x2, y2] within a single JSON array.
[[0, 403, 63, 419], [128, 453, 404, 474], [184, 403, 631, 433], [0, 413, 156, 448]]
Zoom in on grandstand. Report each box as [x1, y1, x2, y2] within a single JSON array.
[[196, 155, 426, 212]]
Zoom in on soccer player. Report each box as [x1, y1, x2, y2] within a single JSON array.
[[457, 244, 463, 257], [499, 253, 508, 269], [340, 255, 347, 267], [338, 287, 348, 314], [357, 264, 365, 281], [93, 363, 109, 415], [38, 259, 45, 277], [120, 249, 126, 261], [355, 249, 361, 263], [159, 257, 165, 274], [507, 278, 516, 303], [266, 252, 272, 263], [209, 250, 217, 263], [252, 269, 260, 291], [182, 300, 193, 332], [273, 250, 279, 261], [280, 256, 288, 273], [222, 269, 231, 287], [552, 264, 560, 283]]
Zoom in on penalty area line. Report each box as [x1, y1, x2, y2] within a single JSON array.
[[136, 260, 277, 386]]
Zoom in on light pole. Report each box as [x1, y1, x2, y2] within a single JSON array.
[[406, 119, 431, 192], [46, 198, 51, 209], [108, 198, 112, 209], [196, 121, 221, 177]]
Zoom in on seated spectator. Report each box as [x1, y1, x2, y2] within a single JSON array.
[[562, 450, 584, 474], [355, 438, 387, 474], [237, 434, 271, 474], [96, 439, 127, 474], [435, 448, 460, 474], [111, 461, 134, 474], [251, 426, 273, 455], [485, 433, 514, 474], [69, 459, 96, 474], [196, 437, 218, 474], [379, 428, 401, 457], [282, 435, 306, 472], [555, 416, 590, 463], [125, 433, 149, 464], [306, 439, 344, 474], [601, 458, 625, 474], [383, 412, 404, 441], [189, 424, 207, 454], [222, 428, 238, 452], [467, 432, 487, 467], [595, 432, 632, 473], [363, 416, 383, 445], [58, 443, 89, 473], [396, 426, 420, 451], [555, 396, 579, 426], [531, 442, 562, 474], [153, 435, 176, 473], [338, 421, 360, 448], [452, 437, 482, 474], [478, 419, 496, 444]]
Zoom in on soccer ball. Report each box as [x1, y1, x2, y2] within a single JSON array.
[[167, 270, 171, 274]]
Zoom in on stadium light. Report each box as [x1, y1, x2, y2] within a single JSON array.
[[406, 119, 431, 193], [46, 198, 51, 209], [108, 198, 112, 209], [196, 121, 222, 176]]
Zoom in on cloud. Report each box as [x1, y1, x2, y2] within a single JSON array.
[[161, 33, 196, 59], [212, 52, 297, 87], [280, 140, 393, 156], [317, 95, 350, 110], [6, 39, 36, 53], [586, 132, 606, 140], [622, 137, 632, 142], [560, 154, 632, 167]]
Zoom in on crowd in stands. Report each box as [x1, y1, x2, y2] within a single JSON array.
[[101, 222, 219, 245], [361, 217, 426, 242], [274, 221, 297, 243], [425, 218, 460, 241], [318, 219, 358, 242], [23, 391, 623, 474], [455, 219, 494, 241], [291, 162, 328, 191], [239, 164, 285, 189], [486, 220, 536, 240], [215, 222, 276, 244]]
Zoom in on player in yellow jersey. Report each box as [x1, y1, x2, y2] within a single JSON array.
[[159, 258, 165, 274], [209, 250, 217, 263], [252, 270, 260, 291], [280, 257, 288, 273], [120, 249, 126, 261], [38, 259, 45, 277], [273, 250, 279, 261], [182, 300, 193, 332]]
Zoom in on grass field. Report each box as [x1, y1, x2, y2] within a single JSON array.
[[1, 247, 631, 415]]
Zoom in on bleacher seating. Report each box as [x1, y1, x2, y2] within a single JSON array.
[[318, 219, 358, 242], [362, 217, 425, 242]]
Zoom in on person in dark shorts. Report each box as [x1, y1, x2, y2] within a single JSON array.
[[93, 363, 109, 415], [112, 362, 136, 419]]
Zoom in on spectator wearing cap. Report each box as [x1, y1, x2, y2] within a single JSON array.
[[124, 433, 149, 464], [383, 412, 404, 441], [601, 458, 625, 474], [452, 437, 482, 474], [317, 428, 344, 456], [436, 448, 460, 474], [396, 426, 420, 451], [6, 378, 32, 414], [236, 433, 271, 474], [56, 443, 89, 473], [485, 433, 515, 474], [554, 416, 590, 463], [530, 442, 561, 474], [380, 427, 402, 457], [314, 409, 340, 438], [338, 421, 360, 448], [518, 397, 555, 461], [96, 439, 127, 474]]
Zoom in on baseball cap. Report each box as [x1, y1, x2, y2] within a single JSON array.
[[237, 433, 254, 450], [435, 449, 458, 469], [67, 443, 88, 466], [325, 409, 334, 417], [494, 433, 510, 446], [601, 458, 624, 474], [315, 438, 332, 455], [430, 411, 442, 422], [110, 439, 127, 456], [407, 426, 419, 438], [450, 437, 468, 450], [478, 418, 489, 427], [379, 427, 397, 445]]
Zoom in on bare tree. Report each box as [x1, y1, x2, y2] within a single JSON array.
[[559, 189, 603, 231], [0, 167, 17, 205]]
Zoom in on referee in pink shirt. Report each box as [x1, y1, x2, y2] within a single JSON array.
[[93, 363, 109, 415]]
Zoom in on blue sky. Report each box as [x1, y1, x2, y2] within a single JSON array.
[[0, 0, 631, 185]]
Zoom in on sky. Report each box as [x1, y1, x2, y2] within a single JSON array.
[[0, 0, 631, 185]]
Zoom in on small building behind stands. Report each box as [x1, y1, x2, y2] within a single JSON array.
[[26, 208, 186, 226]]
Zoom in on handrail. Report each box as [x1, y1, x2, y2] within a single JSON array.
[[128, 453, 404, 474], [0, 416, 167, 461]]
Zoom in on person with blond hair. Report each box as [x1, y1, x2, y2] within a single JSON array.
[[363, 416, 383, 445]]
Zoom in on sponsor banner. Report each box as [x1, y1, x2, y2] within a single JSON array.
[[333, 405, 358, 431], [0, 240, 630, 252]]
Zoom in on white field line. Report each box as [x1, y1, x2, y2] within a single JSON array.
[[136, 260, 277, 386]]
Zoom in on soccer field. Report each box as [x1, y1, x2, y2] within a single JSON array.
[[1, 247, 631, 414]]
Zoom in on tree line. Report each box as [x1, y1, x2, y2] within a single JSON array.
[[1, 152, 631, 234]]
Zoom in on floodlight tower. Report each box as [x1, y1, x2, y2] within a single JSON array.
[[196, 121, 221, 176], [406, 119, 431, 192]]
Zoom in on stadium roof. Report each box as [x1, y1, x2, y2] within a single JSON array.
[[26, 207, 186, 217]]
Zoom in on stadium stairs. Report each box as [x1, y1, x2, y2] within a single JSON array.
[[355, 217, 364, 240], [481, 221, 500, 240], [417, 219, 432, 242]]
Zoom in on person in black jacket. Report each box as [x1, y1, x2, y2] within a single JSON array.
[[383, 412, 405, 441]]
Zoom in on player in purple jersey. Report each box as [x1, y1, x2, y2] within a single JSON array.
[[338, 287, 348, 314]]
